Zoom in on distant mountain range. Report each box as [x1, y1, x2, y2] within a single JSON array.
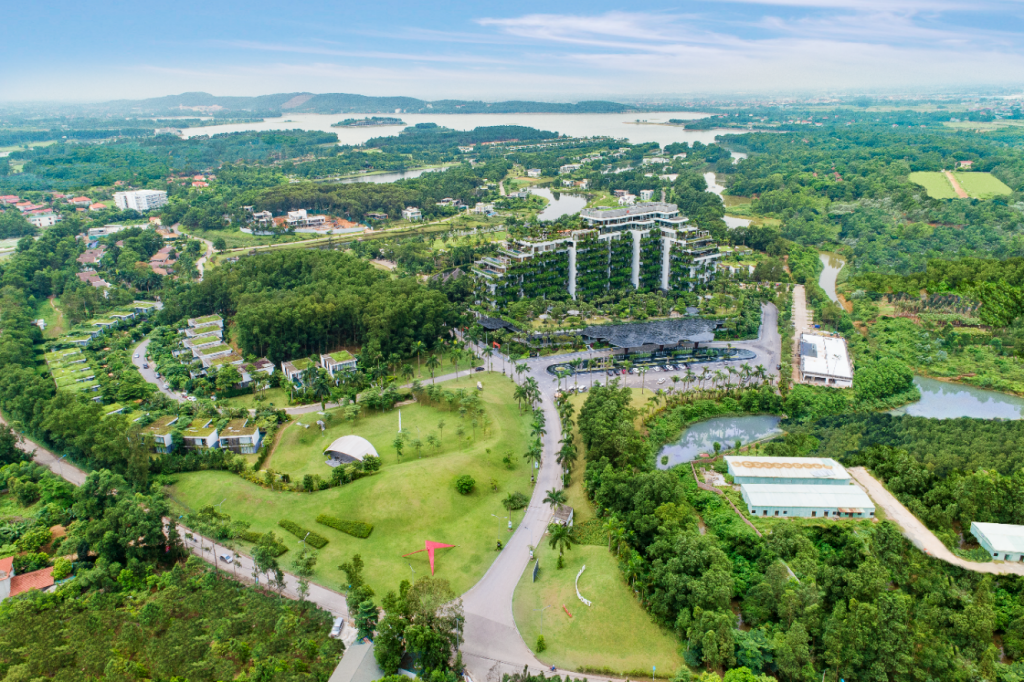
[[85, 92, 658, 117]]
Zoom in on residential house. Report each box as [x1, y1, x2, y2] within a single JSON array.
[[365, 212, 389, 221], [77, 247, 106, 266], [76, 271, 110, 288], [89, 203, 107, 212], [142, 415, 179, 454], [526, 168, 542, 178], [188, 314, 223, 329], [240, 357, 275, 387], [0, 557, 56, 603], [219, 419, 263, 454], [640, 189, 655, 201], [320, 350, 357, 377], [958, 160, 974, 169], [149, 245, 176, 275], [470, 203, 495, 215], [401, 207, 423, 222], [183, 333, 222, 351], [132, 301, 158, 315], [70, 196, 92, 207], [193, 343, 234, 360], [182, 419, 219, 450], [285, 209, 327, 229], [27, 211, 57, 228], [201, 353, 244, 371], [559, 164, 581, 174], [185, 323, 223, 339], [617, 194, 637, 206], [0, 195, 19, 205]]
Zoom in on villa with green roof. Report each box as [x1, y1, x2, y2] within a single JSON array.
[[202, 353, 244, 370], [182, 419, 219, 450], [282, 357, 316, 385], [187, 314, 223, 328], [184, 322, 223, 339], [320, 350, 357, 377], [142, 415, 179, 453], [194, 343, 233, 360]]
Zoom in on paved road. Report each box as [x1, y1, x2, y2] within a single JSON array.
[[790, 284, 810, 384], [131, 337, 183, 402], [849, 467, 1024, 576]]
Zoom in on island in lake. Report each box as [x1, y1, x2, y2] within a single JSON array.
[[331, 116, 406, 128]]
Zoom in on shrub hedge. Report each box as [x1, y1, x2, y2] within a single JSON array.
[[315, 514, 373, 539], [237, 530, 289, 557], [277, 520, 329, 549]]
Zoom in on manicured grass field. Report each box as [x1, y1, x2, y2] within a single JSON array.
[[33, 297, 65, 339], [218, 387, 291, 410], [953, 172, 1012, 199], [167, 373, 535, 596], [908, 172, 958, 199], [512, 543, 685, 675]]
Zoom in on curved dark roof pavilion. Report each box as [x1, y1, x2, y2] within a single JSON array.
[[581, 318, 717, 348]]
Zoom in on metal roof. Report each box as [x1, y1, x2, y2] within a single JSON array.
[[726, 456, 851, 481], [971, 522, 1024, 554], [477, 315, 521, 332], [324, 435, 378, 463], [741, 484, 874, 510], [580, 202, 679, 220], [581, 318, 717, 348]]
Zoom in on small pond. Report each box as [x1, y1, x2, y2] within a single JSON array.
[[817, 252, 845, 303], [890, 376, 1024, 420], [529, 187, 588, 221], [658, 415, 783, 468]]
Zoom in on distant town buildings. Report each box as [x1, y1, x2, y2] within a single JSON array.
[[113, 189, 168, 212]]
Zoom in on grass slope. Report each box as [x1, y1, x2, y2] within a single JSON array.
[[513, 543, 685, 675], [167, 374, 534, 595]]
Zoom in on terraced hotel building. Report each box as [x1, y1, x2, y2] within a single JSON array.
[[473, 202, 721, 306]]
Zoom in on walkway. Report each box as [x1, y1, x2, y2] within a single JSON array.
[[790, 284, 811, 384], [849, 467, 1024, 576]]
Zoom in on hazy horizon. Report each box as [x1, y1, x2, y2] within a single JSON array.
[[4, 0, 1024, 103]]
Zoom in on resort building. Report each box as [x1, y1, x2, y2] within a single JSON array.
[[142, 415, 179, 454], [580, 318, 719, 363], [193, 343, 234, 360], [182, 419, 219, 450], [219, 419, 263, 454], [185, 322, 222, 339], [527, 168, 542, 178], [799, 333, 853, 388], [285, 209, 327, 229], [320, 350, 357, 377], [183, 334, 222, 351], [187, 314, 223, 329], [282, 358, 316, 385], [726, 457, 852, 486], [741, 484, 875, 519], [402, 207, 423, 222], [113, 189, 168, 212], [472, 202, 721, 306], [970, 522, 1024, 562]]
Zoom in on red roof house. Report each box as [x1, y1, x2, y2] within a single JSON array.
[[10, 566, 56, 598], [70, 196, 92, 206]]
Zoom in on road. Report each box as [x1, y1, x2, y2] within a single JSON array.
[[131, 337, 183, 402], [849, 467, 1024, 576], [790, 284, 810, 384]]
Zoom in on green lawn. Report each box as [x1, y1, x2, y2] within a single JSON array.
[[33, 297, 66, 339], [410, 351, 483, 382], [953, 172, 1012, 199], [512, 543, 685, 675], [908, 172, 958, 199], [218, 387, 291, 410], [167, 373, 535, 596]]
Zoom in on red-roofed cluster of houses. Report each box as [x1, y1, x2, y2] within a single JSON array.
[[0, 555, 57, 602]]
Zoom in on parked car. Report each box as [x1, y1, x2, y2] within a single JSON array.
[[657, 378, 666, 385], [578, 385, 588, 392], [330, 617, 344, 638], [133, 353, 139, 359], [475, 366, 485, 372], [163, 383, 169, 389], [607, 370, 616, 377], [142, 363, 149, 369], [154, 372, 160, 378], [219, 554, 232, 564]]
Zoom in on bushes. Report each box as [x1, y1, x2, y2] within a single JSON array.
[[454, 474, 475, 495], [238, 530, 288, 556], [51, 557, 72, 580], [278, 520, 329, 548], [316, 514, 373, 539]]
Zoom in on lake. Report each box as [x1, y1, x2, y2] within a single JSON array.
[[338, 168, 441, 184], [818, 252, 846, 303], [891, 376, 1024, 420], [658, 415, 783, 468], [528, 187, 588, 221], [181, 112, 757, 148]]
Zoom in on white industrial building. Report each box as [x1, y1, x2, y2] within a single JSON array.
[[742, 484, 875, 519], [970, 522, 1024, 562], [726, 456, 852, 485], [114, 189, 168, 212], [799, 333, 853, 388]]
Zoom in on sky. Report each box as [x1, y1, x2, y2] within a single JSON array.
[[3, 0, 1024, 102]]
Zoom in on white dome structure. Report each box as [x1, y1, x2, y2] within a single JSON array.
[[324, 435, 378, 465]]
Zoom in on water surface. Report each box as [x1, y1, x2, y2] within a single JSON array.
[[891, 376, 1024, 420], [338, 168, 441, 184], [658, 415, 782, 468], [818, 252, 846, 303], [529, 187, 588, 221]]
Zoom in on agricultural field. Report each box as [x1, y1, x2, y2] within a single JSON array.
[[908, 171, 958, 199], [167, 373, 534, 596], [953, 171, 1012, 199]]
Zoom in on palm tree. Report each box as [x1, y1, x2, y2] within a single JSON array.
[[502, 492, 519, 524], [514, 362, 528, 385], [483, 347, 494, 372], [411, 340, 426, 369], [312, 370, 332, 411], [426, 354, 442, 384], [639, 367, 648, 394], [543, 488, 567, 510], [547, 522, 576, 556], [602, 516, 624, 552], [523, 442, 542, 468], [713, 369, 726, 394], [400, 364, 415, 384], [531, 420, 547, 440], [513, 384, 528, 414], [684, 368, 696, 391], [448, 348, 462, 379]]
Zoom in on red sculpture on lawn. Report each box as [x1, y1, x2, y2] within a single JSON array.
[[403, 540, 455, 575]]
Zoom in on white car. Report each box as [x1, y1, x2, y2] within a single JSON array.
[[133, 353, 139, 358], [658, 378, 666, 385], [188, 396, 197, 402], [219, 554, 233, 564], [330, 617, 344, 638], [163, 383, 169, 389]]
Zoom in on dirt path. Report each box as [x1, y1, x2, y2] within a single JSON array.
[[791, 284, 811, 384], [943, 170, 969, 199], [849, 467, 1024, 575]]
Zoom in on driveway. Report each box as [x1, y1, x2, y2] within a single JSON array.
[[849, 467, 1024, 576], [132, 337, 184, 402]]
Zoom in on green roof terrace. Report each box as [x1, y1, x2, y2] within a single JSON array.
[[326, 350, 354, 363]]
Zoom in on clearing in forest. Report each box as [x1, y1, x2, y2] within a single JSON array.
[[909, 170, 1012, 200]]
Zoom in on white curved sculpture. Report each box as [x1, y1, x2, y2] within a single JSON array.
[[575, 564, 592, 606]]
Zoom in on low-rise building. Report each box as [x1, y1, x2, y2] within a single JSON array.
[[799, 333, 853, 388], [27, 211, 56, 228], [640, 189, 655, 201], [282, 358, 316, 385], [321, 350, 357, 377], [142, 415, 179, 454], [741, 484, 875, 519], [559, 164, 581, 174], [76, 270, 110, 288], [183, 334, 222, 350], [201, 353, 244, 370], [219, 419, 263, 454], [187, 314, 223, 329], [182, 419, 219, 450], [69, 196, 92, 207], [0, 558, 57, 603], [77, 247, 107, 266], [194, 343, 234, 360], [527, 168, 542, 178], [185, 322, 223, 339], [285, 209, 327, 229], [970, 522, 1024, 562], [726, 456, 852, 486], [402, 207, 422, 222]]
